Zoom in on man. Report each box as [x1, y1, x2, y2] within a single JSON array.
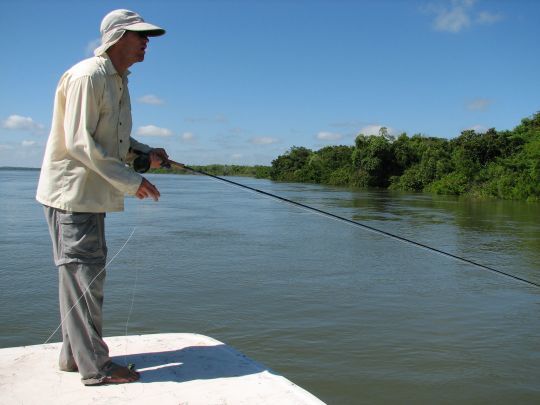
[[36, 9, 168, 385]]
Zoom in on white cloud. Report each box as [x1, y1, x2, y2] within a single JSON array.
[[0, 140, 44, 167], [181, 132, 195, 142], [425, 0, 503, 33], [467, 98, 492, 111], [477, 11, 503, 25], [359, 125, 396, 136], [85, 38, 101, 57], [359, 125, 382, 136], [137, 94, 165, 105], [250, 136, 278, 145], [317, 131, 343, 142], [2, 115, 44, 132], [136, 125, 173, 137], [465, 124, 488, 133], [433, 1, 471, 33], [231, 153, 243, 160]]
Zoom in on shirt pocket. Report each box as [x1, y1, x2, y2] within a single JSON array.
[[58, 212, 105, 260]]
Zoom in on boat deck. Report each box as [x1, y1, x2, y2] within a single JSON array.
[[0, 333, 325, 404]]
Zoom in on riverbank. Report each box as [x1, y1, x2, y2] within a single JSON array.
[[268, 113, 540, 202]]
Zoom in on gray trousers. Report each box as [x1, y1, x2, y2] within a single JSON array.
[[44, 206, 112, 385]]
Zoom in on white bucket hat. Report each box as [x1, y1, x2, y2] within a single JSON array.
[[94, 9, 165, 56]]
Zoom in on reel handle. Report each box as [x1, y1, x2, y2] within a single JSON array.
[[132, 151, 184, 173]]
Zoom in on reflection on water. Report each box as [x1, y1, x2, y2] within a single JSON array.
[[1, 169, 539, 404]]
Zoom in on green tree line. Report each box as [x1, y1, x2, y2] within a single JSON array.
[[150, 163, 271, 178], [269, 112, 540, 201]]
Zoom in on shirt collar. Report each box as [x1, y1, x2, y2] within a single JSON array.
[[99, 53, 131, 77]]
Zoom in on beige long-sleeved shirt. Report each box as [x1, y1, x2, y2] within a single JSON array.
[[36, 54, 152, 212]]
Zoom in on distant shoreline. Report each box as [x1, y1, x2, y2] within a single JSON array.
[[0, 167, 40, 171]]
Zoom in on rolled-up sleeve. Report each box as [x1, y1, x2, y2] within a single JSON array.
[[130, 137, 152, 154]]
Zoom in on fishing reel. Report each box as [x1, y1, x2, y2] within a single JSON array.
[[132, 150, 171, 173]]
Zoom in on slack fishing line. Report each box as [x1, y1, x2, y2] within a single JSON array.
[[124, 210, 142, 367], [149, 157, 539, 289], [43, 227, 137, 345]]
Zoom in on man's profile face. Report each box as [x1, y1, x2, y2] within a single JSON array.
[[112, 31, 149, 66]]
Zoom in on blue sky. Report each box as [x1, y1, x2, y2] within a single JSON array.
[[1, 0, 539, 167]]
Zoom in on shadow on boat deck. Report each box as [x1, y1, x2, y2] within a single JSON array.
[[114, 344, 272, 384]]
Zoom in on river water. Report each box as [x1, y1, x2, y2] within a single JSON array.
[[1, 168, 539, 404]]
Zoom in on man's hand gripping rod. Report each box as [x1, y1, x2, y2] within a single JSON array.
[[132, 151, 185, 173]]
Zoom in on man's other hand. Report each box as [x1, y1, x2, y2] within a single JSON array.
[[135, 178, 160, 201]]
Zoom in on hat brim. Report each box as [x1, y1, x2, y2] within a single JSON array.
[[125, 22, 165, 37]]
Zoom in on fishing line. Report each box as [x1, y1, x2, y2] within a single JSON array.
[[124, 246, 139, 335], [174, 163, 539, 289], [123, 207, 142, 366], [44, 227, 137, 345]]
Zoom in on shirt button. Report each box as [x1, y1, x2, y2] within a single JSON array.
[[120, 139, 123, 143]]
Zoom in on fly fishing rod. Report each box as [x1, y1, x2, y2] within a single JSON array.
[[132, 152, 540, 289]]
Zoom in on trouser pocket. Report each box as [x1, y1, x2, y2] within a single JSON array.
[[57, 212, 107, 263]]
